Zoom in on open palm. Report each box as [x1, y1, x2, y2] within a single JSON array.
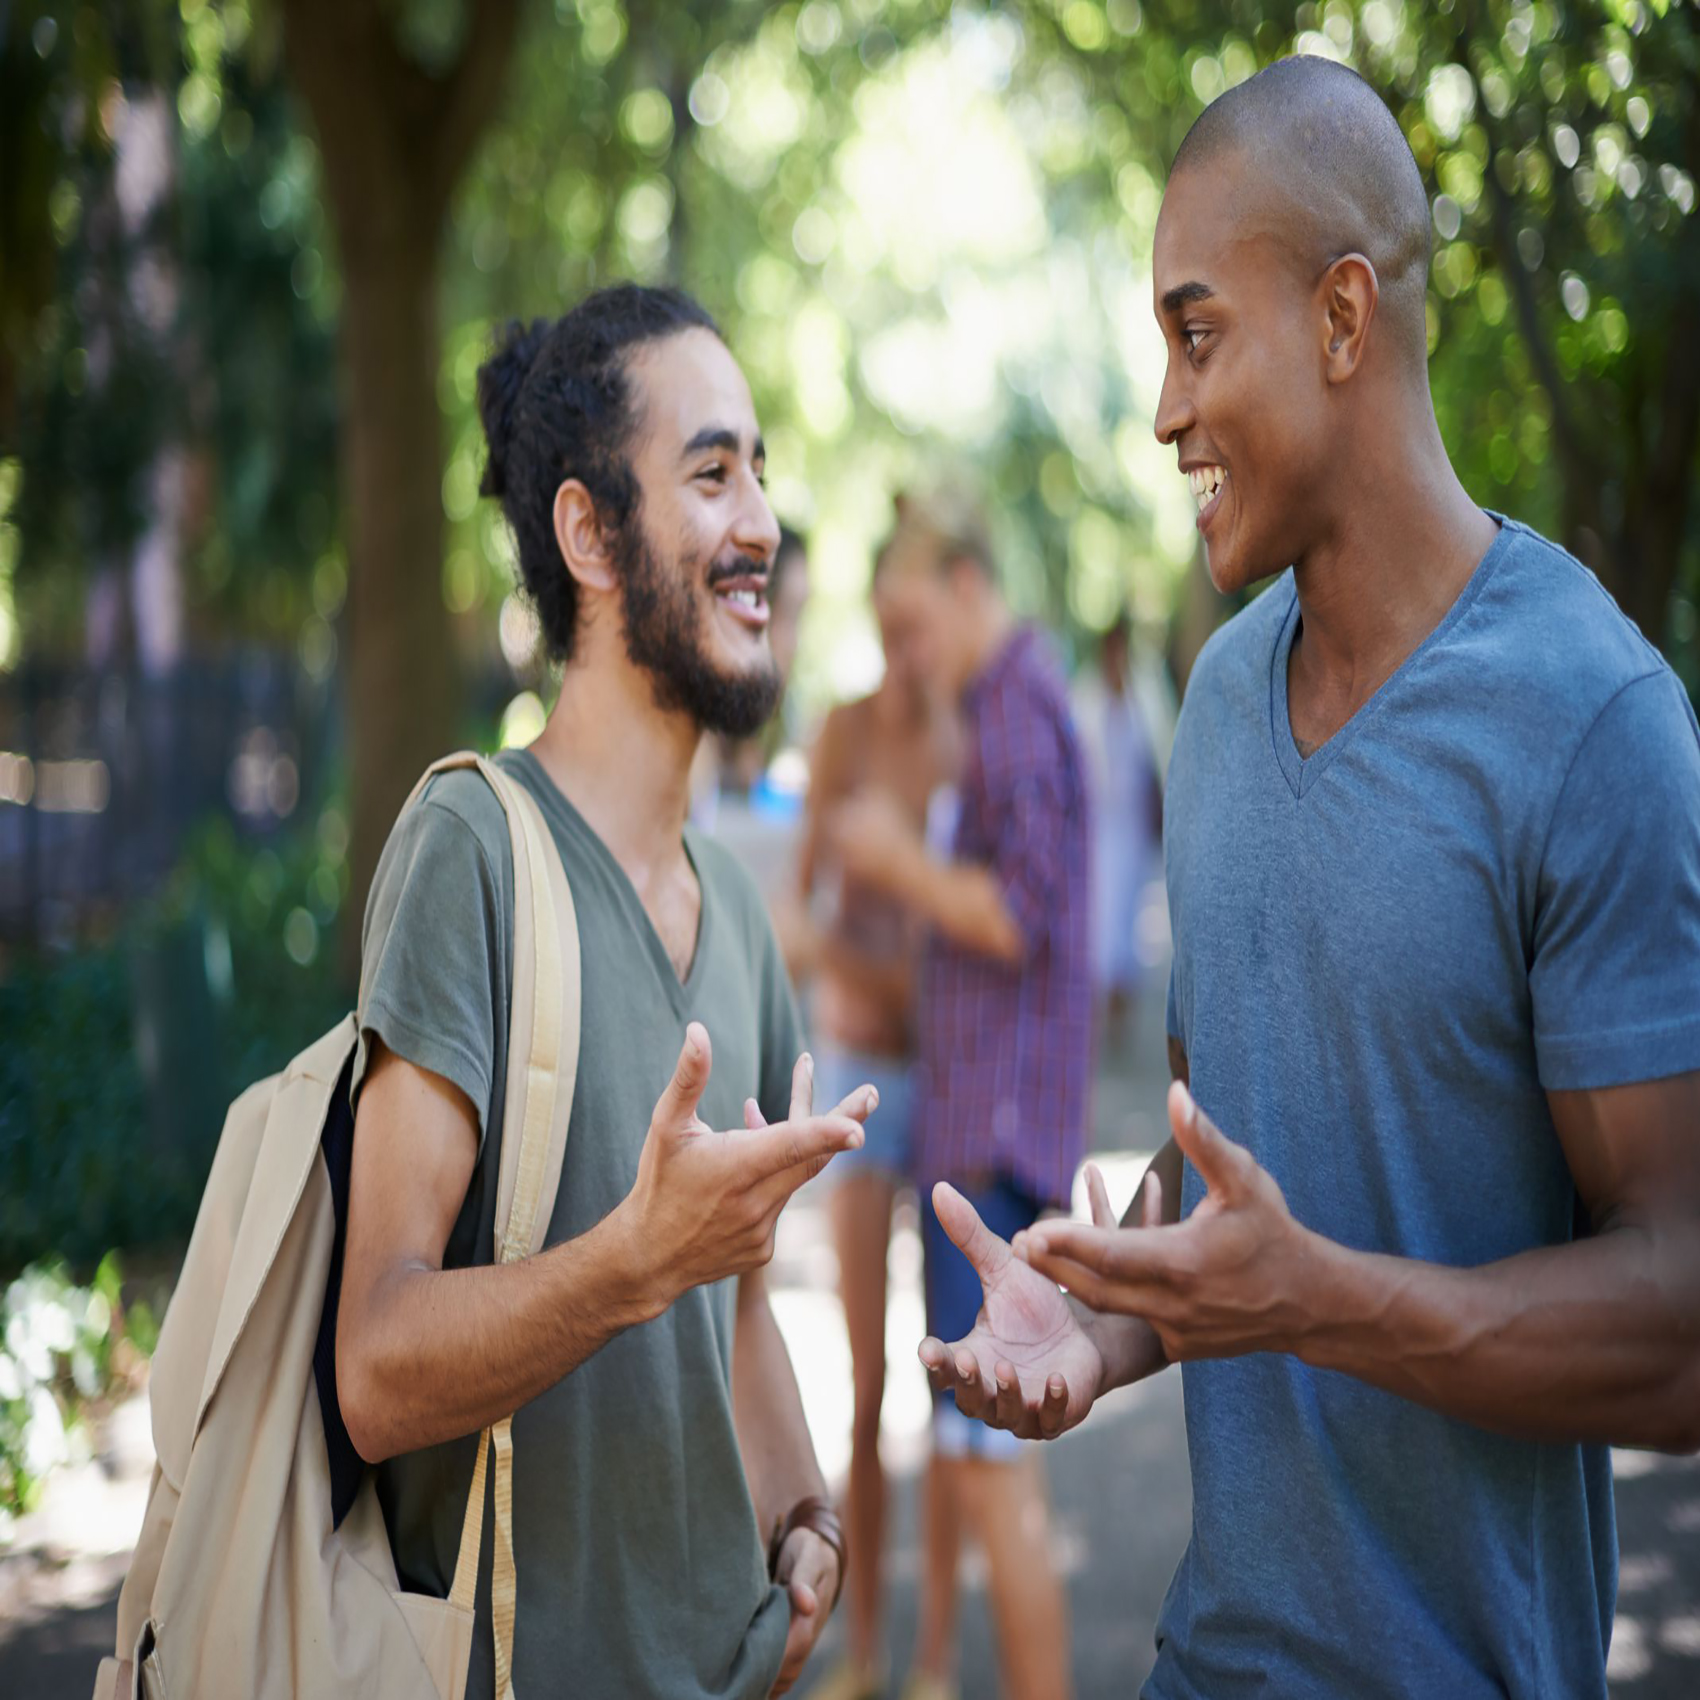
[[919, 1183, 1106, 1440]]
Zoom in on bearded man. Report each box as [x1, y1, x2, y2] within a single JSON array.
[[337, 285, 873, 1698]]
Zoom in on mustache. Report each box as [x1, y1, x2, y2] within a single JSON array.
[[704, 552, 769, 588]]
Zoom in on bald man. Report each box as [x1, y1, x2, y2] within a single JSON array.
[[917, 56, 1700, 1700]]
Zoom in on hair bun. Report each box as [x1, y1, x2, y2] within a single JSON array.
[[477, 318, 551, 498]]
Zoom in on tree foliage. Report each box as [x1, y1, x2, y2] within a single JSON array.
[[5, 0, 1697, 705]]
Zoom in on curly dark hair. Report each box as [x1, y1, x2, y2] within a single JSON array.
[[476, 284, 721, 662]]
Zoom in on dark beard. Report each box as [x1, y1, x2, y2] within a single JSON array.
[[615, 519, 782, 737]]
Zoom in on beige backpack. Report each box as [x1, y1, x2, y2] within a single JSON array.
[[93, 753, 581, 1700]]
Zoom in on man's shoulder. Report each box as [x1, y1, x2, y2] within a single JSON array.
[[411, 764, 511, 853], [368, 766, 512, 904], [1466, 519, 1668, 723]]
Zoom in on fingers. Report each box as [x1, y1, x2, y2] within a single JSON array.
[[1139, 1168, 1164, 1230], [744, 1114, 867, 1207], [746, 1084, 876, 1131], [1085, 1162, 1116, 1228], [1039, 1373, 1072, 1440], [653, 1023, 712, 1130], [830, 1083, 879, 1124], [932, 1181, 1010, 1282], [1167, 1080, 1244, 1194], [917, 1334, 991, 1414], [1021, 1244, 1137, 1316], [788, 1051, 814, 1124], [917, 1340, 1071, 1441], [992, 1359, 1043, 1439]]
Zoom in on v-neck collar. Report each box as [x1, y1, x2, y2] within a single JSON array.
[[502, 747, 711, 1004], [1269, 513, 1512, 800]]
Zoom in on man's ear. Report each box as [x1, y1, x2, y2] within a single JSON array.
[[553, 480, 617, 593], [1320, 253, 1379, 385]]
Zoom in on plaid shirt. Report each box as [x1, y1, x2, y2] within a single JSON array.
[[915, 625, 1093, 1208]]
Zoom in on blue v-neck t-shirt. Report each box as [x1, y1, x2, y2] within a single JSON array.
[[1155, 516, 1700, 1699]]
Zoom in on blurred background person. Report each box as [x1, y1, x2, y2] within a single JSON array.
[[789, 530, 958, 1700], [1071, 612, 1171, 1050], [826, 490, 1090, 1700]]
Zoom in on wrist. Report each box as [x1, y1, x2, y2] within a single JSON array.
[[769, 1495, 846, 1611], [601, 1197, 674, 1326], [1078, 1300, 1165, 1392], [1278, 1223, 1345, 1363]]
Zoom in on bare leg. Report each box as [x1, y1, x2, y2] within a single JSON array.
[[829, 1171, 898, 1671], [912, 1451, 964, 1687], [959, 1453, 1071, 1700]]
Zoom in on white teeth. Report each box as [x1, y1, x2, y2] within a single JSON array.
[[719, 587, 763, 610], [1188, 466, 1225, 512]]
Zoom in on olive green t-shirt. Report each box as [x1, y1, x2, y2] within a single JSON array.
[[351, 747, 803, 1700]]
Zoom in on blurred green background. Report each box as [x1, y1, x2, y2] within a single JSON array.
[[1, 0, 1696, 1286]]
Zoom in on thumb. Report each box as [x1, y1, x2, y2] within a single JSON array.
[[653, 1023, 712, 1132], [1167, 1080, 1239, 1194], [933, 1182, 1010, 1281]]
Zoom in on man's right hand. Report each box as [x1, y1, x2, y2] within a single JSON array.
[[620, 1022, 873, 1313], [917, 1165, 1161, 1440]]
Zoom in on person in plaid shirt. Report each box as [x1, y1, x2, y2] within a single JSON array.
[[827, 489, 1090, 1700]]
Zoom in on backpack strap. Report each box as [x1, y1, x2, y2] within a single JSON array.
[[405, 751, 580, 1700]]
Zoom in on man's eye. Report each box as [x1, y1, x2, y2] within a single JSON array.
[[697, 464, 728, 484], [1184, 327, 1210, 356]]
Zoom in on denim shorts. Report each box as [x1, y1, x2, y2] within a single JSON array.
[[812, 1043, 915, 1180]]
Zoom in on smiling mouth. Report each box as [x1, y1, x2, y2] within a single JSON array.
[[712, 576, 770, 629], [1187, 465, 1227, 526]]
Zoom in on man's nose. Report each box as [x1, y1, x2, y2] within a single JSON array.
[[1153, 354, 1193, 448], [732, 467, 781, 563]]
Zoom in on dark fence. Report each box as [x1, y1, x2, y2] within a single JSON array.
[[0, 653, 338, 946]]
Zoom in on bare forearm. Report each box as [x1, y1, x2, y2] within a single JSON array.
[[341, 1206, 660, 1462], [733, 1272, 826, 1535], [885, 847, 1022, 962], [1293, 1220, 1700, 1451]]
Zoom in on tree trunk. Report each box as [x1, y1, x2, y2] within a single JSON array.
[[281, 0, 519, 980], [339, 238, 459, 962]]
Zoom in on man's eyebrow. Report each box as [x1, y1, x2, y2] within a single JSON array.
[[1160, 281, 1215, 314], [681, 425, 765, 463]]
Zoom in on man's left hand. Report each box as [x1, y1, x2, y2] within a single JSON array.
[[769, 1527, 841, 1696], [1017, 1081, 1321, 1362]]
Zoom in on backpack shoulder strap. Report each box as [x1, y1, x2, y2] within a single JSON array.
[[414, 751, 580, 1700], [404, 750, 579, 1252]]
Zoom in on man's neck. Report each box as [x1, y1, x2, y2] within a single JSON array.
[[528, 645, 699, 880], [1288, 407, 1498, 726]]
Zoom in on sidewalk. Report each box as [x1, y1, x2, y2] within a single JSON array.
[[4, 997, 1698, 1696]]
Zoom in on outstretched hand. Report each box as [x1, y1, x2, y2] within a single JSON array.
[[915, 1168, 1134, 1441], [1019, 1082, 1315, 1362], [625, 1025, 876, 1309]]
